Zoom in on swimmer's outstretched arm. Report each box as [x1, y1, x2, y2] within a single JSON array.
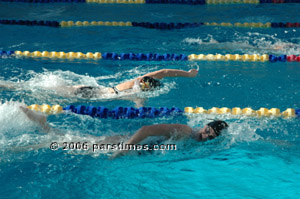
[[19, 106, 51, 133], [127, 124, 192, 143], [111, 124, 192, 159], [142, 69, 198, 79], [115, 69, 198, 91]]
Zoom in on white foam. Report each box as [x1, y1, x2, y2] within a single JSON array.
[[183, 32, 300, 55], [182, 35, 219, 45], [187, 114, 263, 148], [0, 101, 39, 136], [7, 43, 25, 48]]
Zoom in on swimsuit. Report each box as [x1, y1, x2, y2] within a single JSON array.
[[73, 86, 98, 98], [74, 86, 120, 98], [74, 78, 141, 98], [112, 86, 120, 94]]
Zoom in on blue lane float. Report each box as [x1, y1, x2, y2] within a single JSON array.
[[101, 52, 188, 61], [296, 109, 300, 116], [0, 0, 86, 2], [145, 0, 205, 4], [0, 19, 60, 27], [0, 50, 14, 55], [269, 54, 287, 62], [0, 50, 15, 58], [260, 0, 300, 3], [63, 105, 183, 119], [131, 22, 204, 29]]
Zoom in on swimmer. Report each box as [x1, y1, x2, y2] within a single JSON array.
[[1, 69, 198, 102], [111, 119, 228, 159], [19, 106, 228, 158], [183, 38, 299, 54], [69, 68, 198, 98]]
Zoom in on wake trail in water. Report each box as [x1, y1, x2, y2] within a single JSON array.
[[182, 32, 300, 55]]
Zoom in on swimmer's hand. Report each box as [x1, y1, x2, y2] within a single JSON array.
[[188, 69, 198, 77]]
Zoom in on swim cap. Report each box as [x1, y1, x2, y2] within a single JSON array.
[[140, 76, 161, 91], [207, 120, 228, 136]]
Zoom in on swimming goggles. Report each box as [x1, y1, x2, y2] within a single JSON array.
[[199, 126, 216, 141]]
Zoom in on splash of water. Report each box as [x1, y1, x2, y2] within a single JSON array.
[[182, 32, 300, 55]]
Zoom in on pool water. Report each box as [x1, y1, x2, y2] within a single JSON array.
[[0, 2, 300, 199]]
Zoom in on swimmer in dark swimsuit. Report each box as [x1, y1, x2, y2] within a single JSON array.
[[1, 69, 198, 99], [72, 68, 198, 98], [19, 106, 228, 158], [72, 76, 161, 98]]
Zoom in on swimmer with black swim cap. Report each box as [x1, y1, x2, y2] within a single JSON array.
[[19, 106, 228, 159], [112, 120, 229, 158], [72, 69, 198, 98]]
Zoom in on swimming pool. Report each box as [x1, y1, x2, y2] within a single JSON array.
[[1, 2, 300, 199]]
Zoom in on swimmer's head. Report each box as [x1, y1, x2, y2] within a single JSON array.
[[196, 120, 228, 142], [139, 76, 161, 91], [207, 120, 228, 136]]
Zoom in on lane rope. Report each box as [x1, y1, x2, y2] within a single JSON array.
[[2, 50, 300, 62], [26, 104, 299, 118], [1, 0, 300, 5], [1, 19, 300, 29]]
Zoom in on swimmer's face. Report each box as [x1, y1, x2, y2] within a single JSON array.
[[139, 79, 151, 91], [196, 126, 218, 142]]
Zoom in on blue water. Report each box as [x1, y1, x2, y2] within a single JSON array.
[[1, 2, 300, 199]]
